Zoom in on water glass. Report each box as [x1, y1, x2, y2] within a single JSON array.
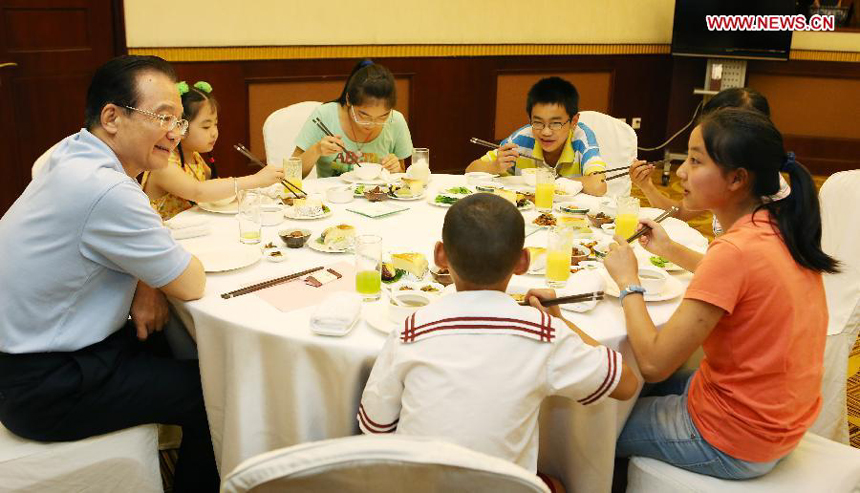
[[615, 197, 640, 240], [546, 226, 573, 288], [534, 168, 555, 212], [411, 148, 429, 168], [354, 235, 382, 301], [237, 189, 262, 244]]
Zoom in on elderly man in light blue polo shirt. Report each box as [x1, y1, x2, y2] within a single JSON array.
[[0, 55, 217, 491]]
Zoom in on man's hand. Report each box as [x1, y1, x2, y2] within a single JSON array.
[[130, 281, 169, 341], [492, 143, 519, 174]]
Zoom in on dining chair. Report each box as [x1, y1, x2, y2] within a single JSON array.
[[0, 422, 161, 492], [810, 169, 860, 443], [262, 101, 322, 180], [220, 434, 550, 493], [626, 432, 860, 493], [30, 141, 62, 179], [576, 111, 637, 198]]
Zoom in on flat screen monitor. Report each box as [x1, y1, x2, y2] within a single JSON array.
[[671, 0, 795, 61]]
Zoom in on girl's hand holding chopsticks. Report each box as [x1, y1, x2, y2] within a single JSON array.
[[316, 135, 348, 158], [603, 236, 641, 290]]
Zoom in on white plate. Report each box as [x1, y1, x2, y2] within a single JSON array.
[[198, 199, 238, 214], [283, 205, 333, 220], [307, 234, 352, 253], [340, 169, 392, 185], [428, 194, 460, 208], [194, 245, 262, 272], [364, 299, 401, 335], [601, 270, 684, 302]]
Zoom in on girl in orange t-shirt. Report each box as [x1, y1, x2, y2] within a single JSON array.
[[604, 108, 839, 479]]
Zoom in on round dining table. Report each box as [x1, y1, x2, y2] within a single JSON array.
[[169, 174, 708, 492]]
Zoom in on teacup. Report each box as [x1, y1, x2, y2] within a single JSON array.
[[387, 291, 432, 324], [355, 163, 382, 181], [638, 266, 668, 294], [326, 185, 353, 204], [261, 204, 284, 226]]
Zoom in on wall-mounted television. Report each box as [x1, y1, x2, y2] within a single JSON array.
[[671, 0, 796, 61]]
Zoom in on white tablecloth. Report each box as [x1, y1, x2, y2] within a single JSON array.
[[170, 175, 707, 492]]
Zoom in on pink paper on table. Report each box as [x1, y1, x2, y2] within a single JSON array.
[[255, 262, 356, 313]]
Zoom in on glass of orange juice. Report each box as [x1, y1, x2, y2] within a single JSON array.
[[546, 226, 573, 288], [534, 168, 555, 212], [283, 157, 303, 195], [615, 197, 640, 239]]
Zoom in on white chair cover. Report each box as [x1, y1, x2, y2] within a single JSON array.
[[220, 435, 549, 493], [0, 423, 161, 492], [30, 141, 61, 179], [576, 111, 637, 198], [627, 433, 860, 493], [810, 170, 860, 443], [262, 101, 322, 180]]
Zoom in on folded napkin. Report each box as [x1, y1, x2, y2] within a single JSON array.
[[310, 293, 362, 336], [165, 215, 208, 230], [558, 269, 605, 313], [170, 224, 211, 240], [555, 177, 584, 196]]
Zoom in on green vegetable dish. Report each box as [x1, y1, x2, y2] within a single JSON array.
[[445, 187, 472, 195], [434, 195, 459, 205], [650, 256, 669, 268]]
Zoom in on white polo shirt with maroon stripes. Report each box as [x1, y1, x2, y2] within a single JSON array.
[[358, 289, 622, 472]]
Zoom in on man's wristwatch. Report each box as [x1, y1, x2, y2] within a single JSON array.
[[619, 285, 646, 302]]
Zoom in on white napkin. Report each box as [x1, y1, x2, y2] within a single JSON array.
[[165, 215, 208, 230], [310, 293, 362, 336], [558, 269, 606, 313], [555, 177, 584, 196], [170, 224, 211, 240]]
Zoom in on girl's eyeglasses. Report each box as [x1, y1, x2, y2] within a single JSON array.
[[350, 105, 390, 127]]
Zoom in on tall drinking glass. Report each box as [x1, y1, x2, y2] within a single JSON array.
[[237, 189, 262, 244], [546, 226, 573, 288], [534, 168, 555, 212], [411, 148, 429, 169], [354, 235, 382, 301], [283, 157, 303, 195], [615, 197, 640, 240]]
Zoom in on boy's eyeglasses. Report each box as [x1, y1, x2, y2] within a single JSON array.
[[350, 105, 390, 127], [531, 119, 571, 131], [124, 105, 189, 136]]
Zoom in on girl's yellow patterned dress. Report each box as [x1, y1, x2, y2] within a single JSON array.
[[141, 151, 211, 220]]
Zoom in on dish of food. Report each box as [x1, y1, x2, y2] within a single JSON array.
[[340, 169, 391, 185], [390, 252, 429, 280], [363, 186, 389, 202], [283, 204, 332, 220], [650, 255, 683, 271], [587, 212, 614, 228], [445, 186, 472, 195], [308, 224, 356, 253], [430, 194, 460, 207], [387, 184, 425, 201], [533, 213, 557, 227], [279, 228, 311, 248]]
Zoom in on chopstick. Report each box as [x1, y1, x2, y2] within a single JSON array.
[[591, 166, 631, 175], [625, 206, 679, 243], [313, 118, 362, 167], [469, 137, 546, 165], [233, 143, 308, 198], [221, 265, 325, 299], [518, 291, 605, 307], [604, 171, 629, 182]]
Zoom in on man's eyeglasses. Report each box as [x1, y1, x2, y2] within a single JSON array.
[[531, 119, 571, 131], [350, 105, 390, 127], [124, 106, 189, 136]]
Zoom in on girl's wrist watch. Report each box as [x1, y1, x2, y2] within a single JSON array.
[[619, 285, 646, 302]]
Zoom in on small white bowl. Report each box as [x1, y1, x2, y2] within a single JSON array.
[[263, 247, 287, 262], [261, 205, 284, 226], [326, 185, 354, 204], [387, 291, 432, 324], [520, 168, 538, 187], [638, 266, 668, 294], [355, 162, 382, 181], [465, 171, 497, 185]]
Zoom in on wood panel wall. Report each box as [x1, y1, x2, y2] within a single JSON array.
[[168, 55, 675, 178]]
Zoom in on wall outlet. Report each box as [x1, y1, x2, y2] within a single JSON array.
[[631, 117, 642, 129]]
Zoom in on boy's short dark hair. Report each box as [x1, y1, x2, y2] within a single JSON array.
[[526, 77, 579, 119], [442, 193, 524, 286], [84, 55, 177, 130]]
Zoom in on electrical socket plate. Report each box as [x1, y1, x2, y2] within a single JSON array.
[[631, 117, 641, 129]]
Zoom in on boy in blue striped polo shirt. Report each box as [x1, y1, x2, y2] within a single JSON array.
[[467, 77, 607, 196]]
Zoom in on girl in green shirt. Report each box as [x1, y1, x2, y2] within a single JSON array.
[[293, 60, 413, 178]]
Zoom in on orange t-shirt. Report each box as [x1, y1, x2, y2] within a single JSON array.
[[685, 211, 827, 462]]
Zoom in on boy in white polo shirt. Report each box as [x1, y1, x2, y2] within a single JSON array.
[[358, 193, 637, 488]]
